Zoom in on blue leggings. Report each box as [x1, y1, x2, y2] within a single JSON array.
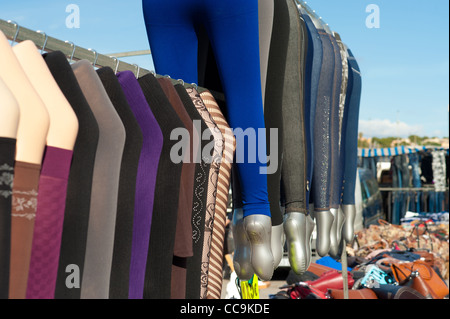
[[142, 0, 270, 218], [342, 49, 362, 206], [303, 14, 323, 207]]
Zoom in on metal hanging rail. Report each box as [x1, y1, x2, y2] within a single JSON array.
[[106, 50, 152, 58], [0, 18, 151, 77], [0, 18, 204, 91]]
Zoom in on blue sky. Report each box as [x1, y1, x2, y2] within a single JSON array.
[[1, 0, 449, 139]]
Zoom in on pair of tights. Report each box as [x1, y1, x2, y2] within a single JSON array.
[[143, 0, 270, 218]]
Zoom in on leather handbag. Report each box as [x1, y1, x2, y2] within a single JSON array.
[[307, 262, 337, 277], [413, 250, 435, 267], [328, 288, 378, 300], [305, 270, 355, 293], [391, 260, 449, 299]]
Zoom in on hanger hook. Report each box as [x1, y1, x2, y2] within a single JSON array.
[[7, 20, 20, 46], [177, 79, 185, 86], [65, 41, 76, 63], [110, 57, 120, 74], [88, 48, 99, 67], [36, 30, 48, 54], [133, 64, 140, 79]]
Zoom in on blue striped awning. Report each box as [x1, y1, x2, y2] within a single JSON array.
[[358, 146, 449, 158]]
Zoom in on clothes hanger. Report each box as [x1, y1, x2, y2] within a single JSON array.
[[133, 63, 140, 79], [7, 20, 20, 46], [36, 30, 48, 54], [65, 41, 76, 63], [88, 48, 98, 68], [111, 56, 120, 74]]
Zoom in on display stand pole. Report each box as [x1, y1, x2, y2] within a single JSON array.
[[341, 240, 349, 300]]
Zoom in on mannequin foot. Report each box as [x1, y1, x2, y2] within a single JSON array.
[[305, 214, 315, 269], [336, 206, 346, 245], [284, 212, 308, 275], [232, 208, 254, 281], [244, 214, 274, 281], [329, 208, 339, 258], [342, 205, 356, 243], [271, 224, 284, 269], [315, 210, 334, 257], [329, 207, 346, 259]]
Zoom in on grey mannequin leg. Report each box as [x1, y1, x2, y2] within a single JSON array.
[[284, 212, 310, 275], [244, 214, 274, 281], [232, 208, 254, 281], [271, 223, 284, 269], [314, 210, 334, 257], [342, 204, 356, 243], [329, 207, 346, 258], [305, 213, 315, 269]]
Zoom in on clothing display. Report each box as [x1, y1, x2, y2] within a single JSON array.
[[13, 40, 78, 300], [72, 60, 127, 299], [137, 73, 185, 300], [200, 90, 236, 299], [43, 51, 100, 300], [97, 67, 144, 299], [0, 0, 373, 300], [176, 84, 212, 300], [157, 77, 196, 300], [187, 87, 224, 299], [116, 71, 163, 299]]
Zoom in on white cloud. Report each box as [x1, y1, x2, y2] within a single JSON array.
[[359, 119, 424, 138]]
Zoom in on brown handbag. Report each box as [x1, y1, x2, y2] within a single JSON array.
[[328, 288, 378, 300], [390, 260, 449, 299]]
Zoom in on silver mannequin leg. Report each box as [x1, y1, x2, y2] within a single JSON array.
[[284, 212, 310, 275], [329, 207, 346, 258], [232, 208, 254, 281], [244, 214, 274, 281], [342, 204, 356, 243], [305, 213, 315, 269], [271, 223, 285, 269], [314, 210, 334, 257]]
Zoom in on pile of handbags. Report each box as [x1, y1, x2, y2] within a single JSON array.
[[272, 219, 449, 299]]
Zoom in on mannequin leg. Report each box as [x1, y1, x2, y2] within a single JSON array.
[[284, 213, 307, 274], [328, 33, 344, 259], [278, 0, 312, 275], [143, 0, 274, 280], [258, 0, 274, 107], [142, 0, 199, 84], [231, 208, 254, 281], [342, 49, 362, 242], [204, 1, 273, 280], [264, 0, 289, 270], [312, 30, 336, 257], [329, 207, 345, 258]]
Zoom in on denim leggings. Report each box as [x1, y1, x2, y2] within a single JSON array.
[[302, 14, 323, 208], [311, 30, 335, 212], [342, 49, 362, 207], [328, 34, 343, 209]]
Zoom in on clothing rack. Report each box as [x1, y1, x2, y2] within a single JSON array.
[[0, 18, 151, 78], [1, 12, 352, 299], [0, 18, 203, 90]]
